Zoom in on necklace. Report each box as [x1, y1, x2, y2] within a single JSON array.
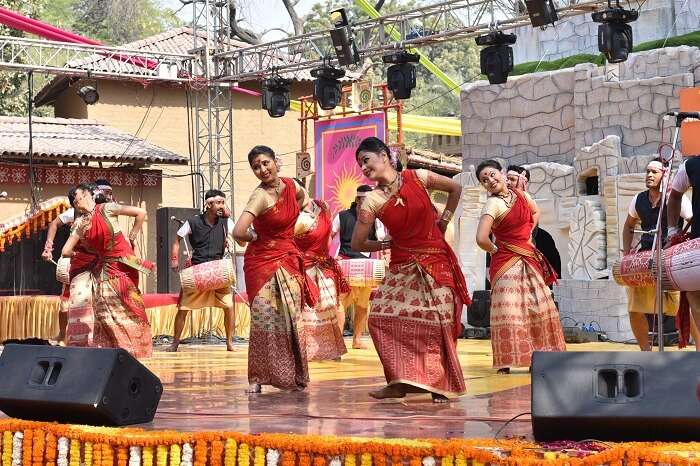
[[265, 180, 282, 196], [378, 173, 400, 195], [496, 190, 515, 207]]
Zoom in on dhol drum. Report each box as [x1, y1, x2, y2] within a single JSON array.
[[339, 258, 386, 288], [56, 257, 71, 285], [612, 237, 700, 291], [179, 258, 235, 291]]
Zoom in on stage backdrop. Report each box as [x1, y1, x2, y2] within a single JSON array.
[[314, 113, 386, 254]]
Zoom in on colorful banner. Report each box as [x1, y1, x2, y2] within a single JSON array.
[[314, 113, 386, 215]]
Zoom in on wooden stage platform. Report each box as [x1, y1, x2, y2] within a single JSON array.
[[110, 339, 644, 439]]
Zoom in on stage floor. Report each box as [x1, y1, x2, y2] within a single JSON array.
[[102, 338, 648, 440]]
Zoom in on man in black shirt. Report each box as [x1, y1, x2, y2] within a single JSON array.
[[331, 185, 386, 348], [167, 189, 236, 352], [625, 159, 695, 350]]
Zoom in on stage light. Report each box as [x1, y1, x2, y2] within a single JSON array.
[[524, 0, 559, 27], [311, 66, 345, 110], [475, 31, 517, 85], [382, 51, 420, 100], [77, 86, 99, 105], [262, 76, 291, 118], [592, 8, 638, 63], [329, 8, 360, 67]]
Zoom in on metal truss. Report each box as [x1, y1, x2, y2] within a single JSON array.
[[0, 35, 192, 82], [190, 0, 235, 210], [215, 0, 606, 82]]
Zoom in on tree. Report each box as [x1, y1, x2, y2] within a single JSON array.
[[0, 0, 50, 116], [67, 0, 183, 45]]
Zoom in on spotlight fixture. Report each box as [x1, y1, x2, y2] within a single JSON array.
[[262, 76, 291, 118], [524, 0, 559, 27], [592, 7, 639, 63], [77, 85, 99, 105], [382, 51, 420, 100], [475, 31, 517, 85], [311, 66, 345, 110], [329, 8, 360, 67]]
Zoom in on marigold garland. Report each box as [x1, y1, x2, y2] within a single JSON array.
[[156, 445, 168, 466], [84, 443, 93, 466], [281, 450, 295, 466], [142, 447, 153, 466], [31, 430, 43, 466], [102, 444, 114, 466], [117, 447, 128, 466], [2, 431, 11, 466], [237, 444, 249, 466], [69, 440, 80, 466], [2, 419, 700, 466], [223, 440, 236, 466], [209, 441, 222, 466], [194, 442, 206, 466], [169, 445, 181, 466], [45, 434, 57, 466]]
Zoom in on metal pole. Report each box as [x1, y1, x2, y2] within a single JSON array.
[[651, 118, 682, 351]]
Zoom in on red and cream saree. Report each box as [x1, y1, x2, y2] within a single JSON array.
[[488, 189, 566, 369], [67, 203, 154, 359], [367, 170, 470, 397], [295, 200, 348, 361], [244, 177, 318, 390]]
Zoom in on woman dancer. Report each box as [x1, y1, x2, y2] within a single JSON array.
[[475, 159, 566, 374], [233, 145, 318, 393], [294, 193, 349, 361], [61, 184, 153, 358], [351, 137, 470, 403]]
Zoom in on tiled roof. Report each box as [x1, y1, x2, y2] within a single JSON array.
[[0, 116, 188, 165]]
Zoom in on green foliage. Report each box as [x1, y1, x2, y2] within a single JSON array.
[[0, 0, 182, 116], [66, 0, 183, 46], [0, 0, 49, 116], [511, 30, 700, 76]]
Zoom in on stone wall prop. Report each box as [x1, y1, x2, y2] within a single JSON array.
[[568, 196, 608, 279]]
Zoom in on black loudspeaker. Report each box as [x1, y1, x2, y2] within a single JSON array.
[[467, 290, 491, 328], [0, 345, 162, 426], [156, 207, 199, 293], [531, 351, 700, 441]]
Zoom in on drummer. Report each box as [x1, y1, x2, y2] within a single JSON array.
[[669, 155, 700, 349], [331, 184, 388, 349], [41, 179, 114, 344], [621, 159, 698, 350], [167, 189, 237, 352]]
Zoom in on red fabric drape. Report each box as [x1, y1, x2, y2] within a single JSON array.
[[377, 170, 470, 338], [0, 7, 158, 70], [294, 200, 350, 295], [490, 189, 558, 287], [244, 178, 319, 306]]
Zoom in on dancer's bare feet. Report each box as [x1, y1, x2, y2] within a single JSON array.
[[352, 339, 368, 349], [246, 383, 262, 394], [164, 342, 180, 353], [369, 385, 406, 399], [431, 393, 449, 403], [226, 342, 235, 352]]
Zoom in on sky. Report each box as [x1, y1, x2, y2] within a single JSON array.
[[163, 0, 320, 41]]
